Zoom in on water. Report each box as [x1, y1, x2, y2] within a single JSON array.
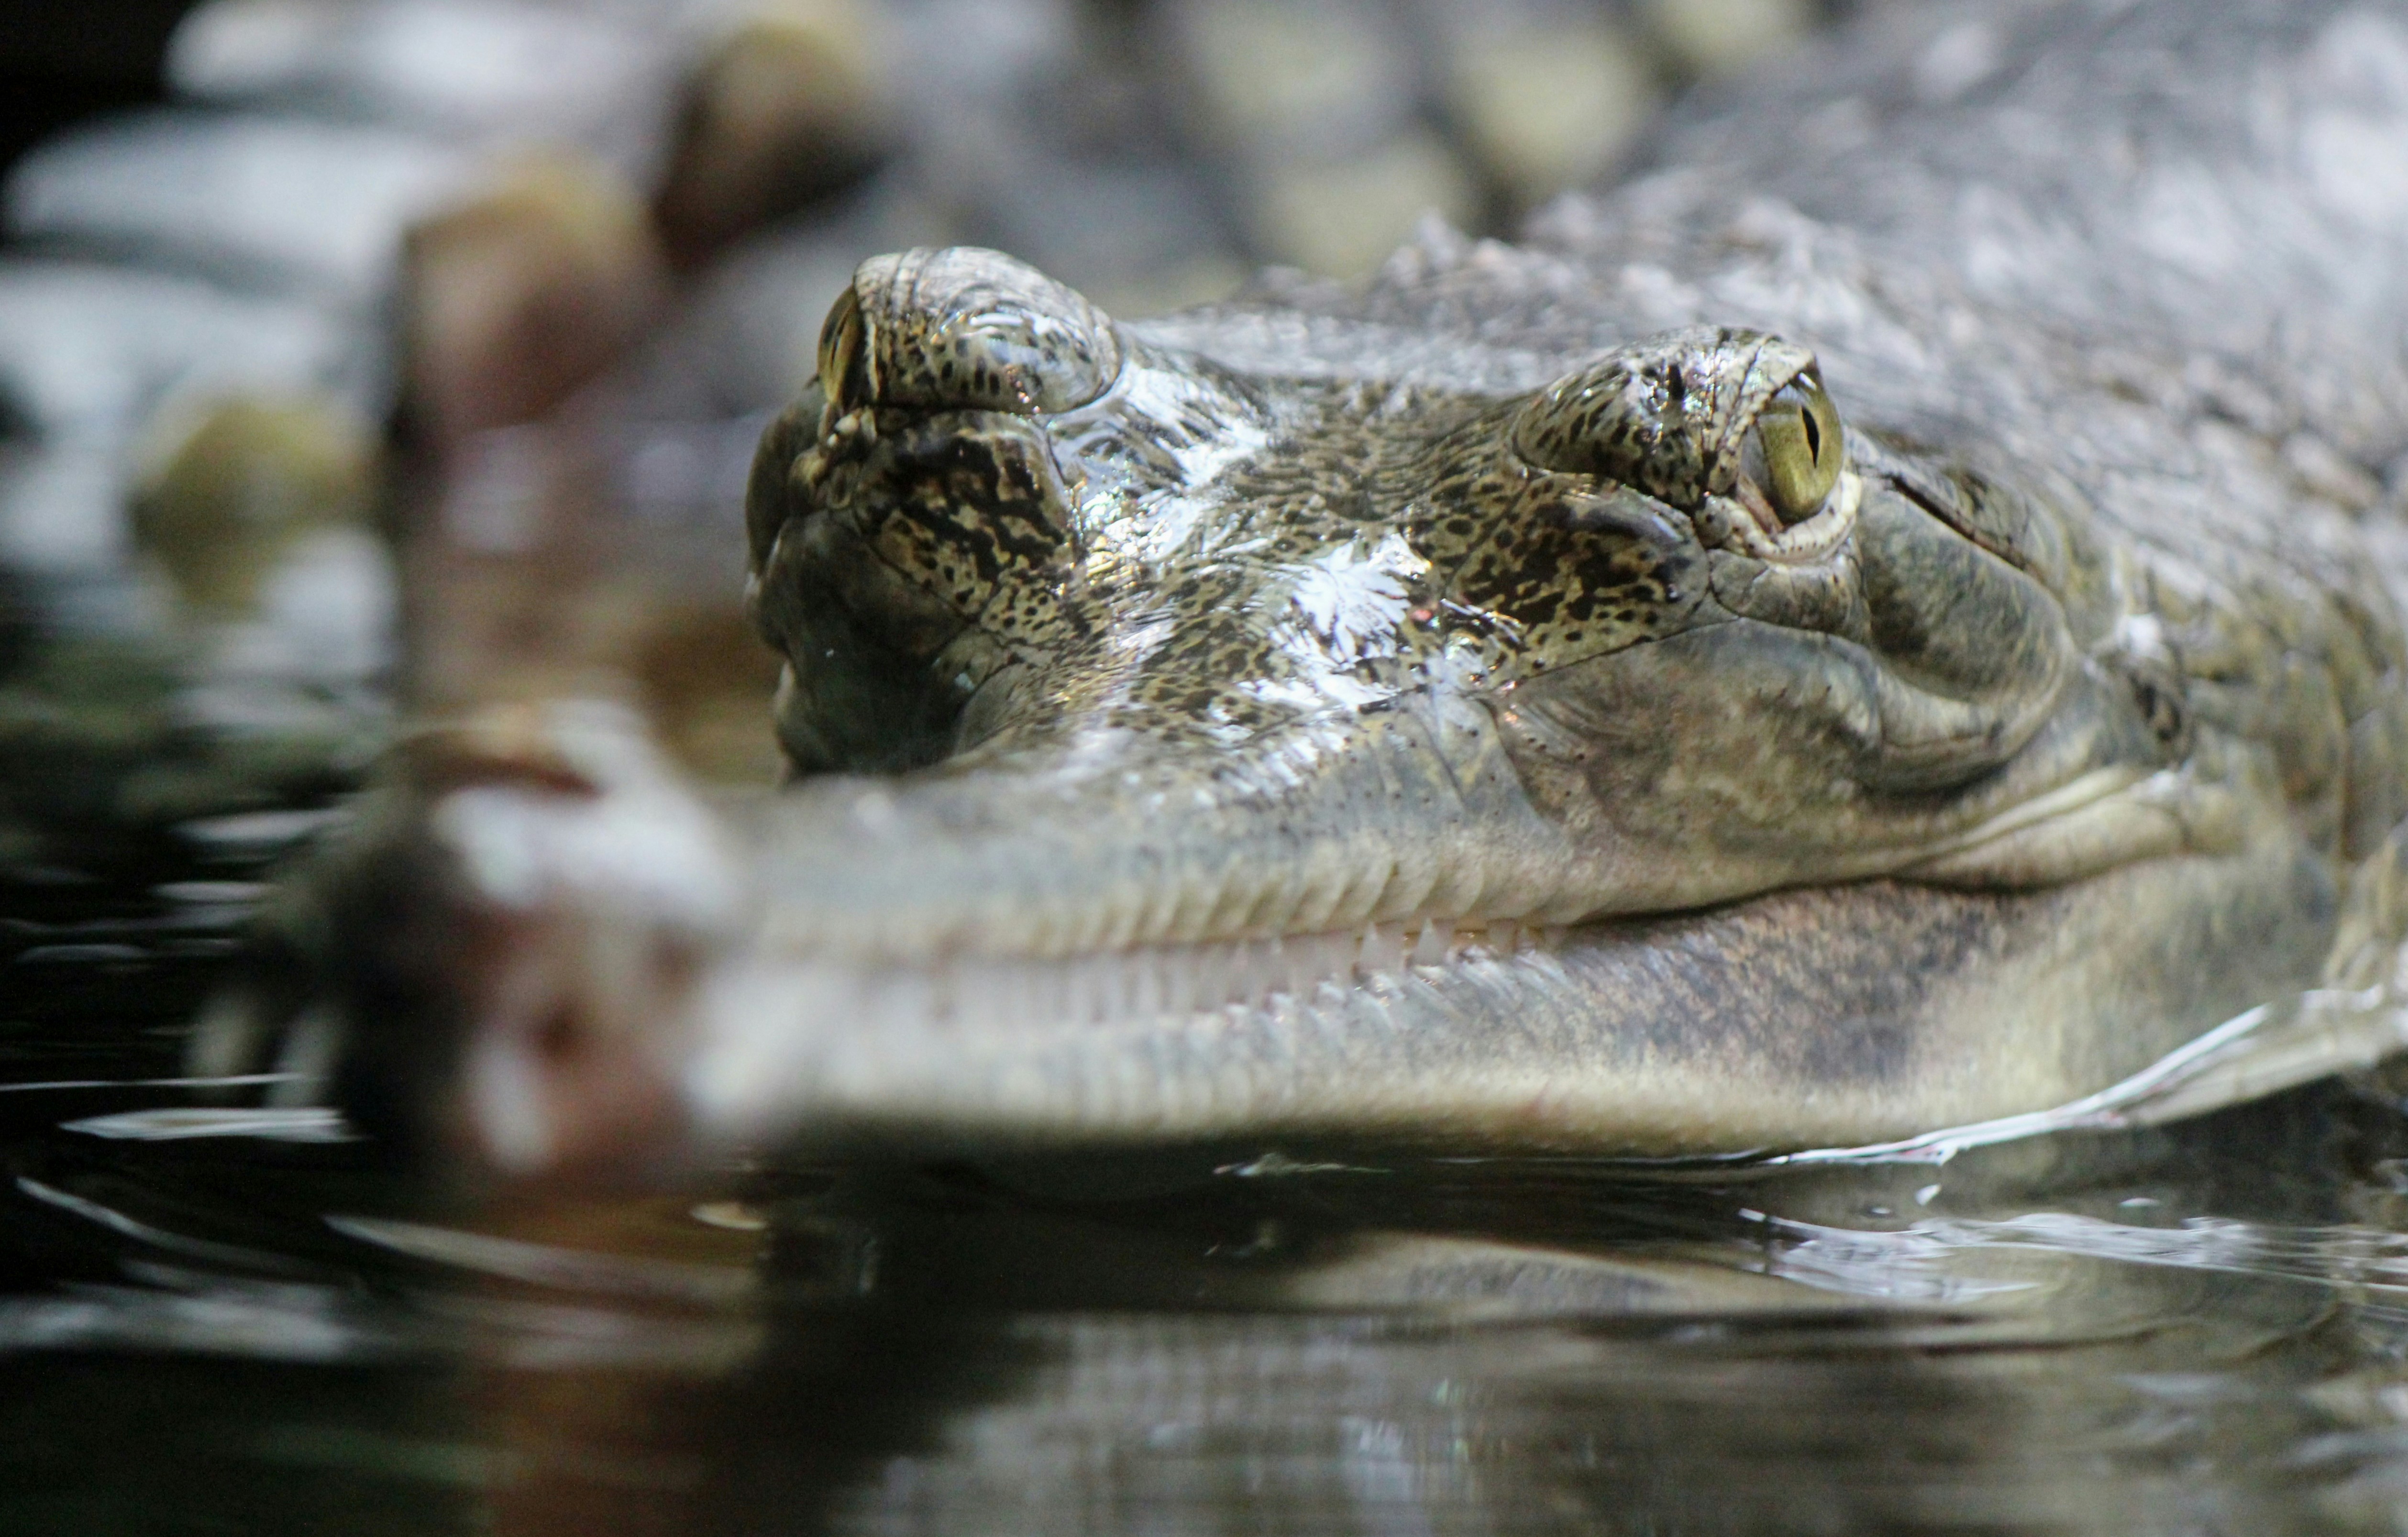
[[15, 844, 2408, 1535]]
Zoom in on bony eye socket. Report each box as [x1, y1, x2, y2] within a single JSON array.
[[819, 248, 1121, 419], [1743, 373, 1845, 525]]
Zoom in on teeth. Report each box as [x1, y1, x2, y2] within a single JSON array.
[[1413, 918, 1448, 967], [1355, 922, 1405, 978], [822, 915, 1557, 1036]]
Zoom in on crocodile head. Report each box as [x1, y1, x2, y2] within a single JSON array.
[[237, 246, 2346, 1181], [752, 248, 2176, 925]]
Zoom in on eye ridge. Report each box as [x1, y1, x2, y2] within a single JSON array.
[[817, 286, 872, 415], [827, 247, 1122, 419]]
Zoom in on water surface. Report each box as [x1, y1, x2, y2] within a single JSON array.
[[13, 840, 2408, 1536]]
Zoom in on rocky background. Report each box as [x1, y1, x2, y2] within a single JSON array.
[[0, 0, 1860, 873]]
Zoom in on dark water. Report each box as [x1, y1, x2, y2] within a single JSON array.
[[14, 839, 2408, 1535]]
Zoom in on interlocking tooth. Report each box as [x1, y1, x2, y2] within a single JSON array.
[[1257, 936, 1286, 1002], [1412, 917, 1447, 966], [849, 905, 1593, 1039], [1356, 922, 1404, 977], [1212, 942, 1244, 1009]]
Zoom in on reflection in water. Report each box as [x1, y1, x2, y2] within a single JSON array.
[[10, 873, 2408, 1535]]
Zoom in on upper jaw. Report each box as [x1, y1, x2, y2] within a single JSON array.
[[740, 695, 1602, 967]]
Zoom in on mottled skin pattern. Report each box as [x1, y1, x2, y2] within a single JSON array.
[[757, 319, 1859, 767], [221, 0, 2408, 1174]]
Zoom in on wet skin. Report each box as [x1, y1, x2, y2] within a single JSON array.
[[216, 0, 2408, 1177]]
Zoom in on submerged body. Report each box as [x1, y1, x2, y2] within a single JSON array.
[[230, 0, 2408, 1176]]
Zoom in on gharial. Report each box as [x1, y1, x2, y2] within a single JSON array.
[[205, 0, 2408, 1181]]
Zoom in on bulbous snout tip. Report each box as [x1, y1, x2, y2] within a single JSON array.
[[449, 912, 709, 1189]]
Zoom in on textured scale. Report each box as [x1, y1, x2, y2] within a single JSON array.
[[219, 0, 2408, 1175]]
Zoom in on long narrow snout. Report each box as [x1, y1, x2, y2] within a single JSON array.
[[375, 700, 2327, 1183], [741, 699, 1593, 966]]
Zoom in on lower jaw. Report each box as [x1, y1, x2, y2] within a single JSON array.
[[741, 915, 1569, 1042], [666, 912, 1594, 1152], [672, 896, 1961, 1160], [663, 850, 2329, 1165]]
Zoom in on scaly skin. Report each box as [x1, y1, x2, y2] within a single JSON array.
[[219, 0, 2408, 1178]]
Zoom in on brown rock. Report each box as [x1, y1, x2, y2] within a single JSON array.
[[400, 153, 667, 451], [651, 1, 894, 272]]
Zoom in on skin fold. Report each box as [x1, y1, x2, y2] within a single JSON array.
[[209, 0, 2408, 1180]]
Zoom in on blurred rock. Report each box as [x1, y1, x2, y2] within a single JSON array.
[[631, 599, 784, 782], [878, 0, 1079, 116], [0, 622, 381, 874], [977, 157, 1240, 317], [1639, 0, 1816, 79], [129, 396, 374, 618], [1245, 130, 1477, 280], [0, 261, 371, 442], [165, 0, 671, 175], [637, 173, 954, 417], [862, 0, 1088, 245], [0, 446, 129, 574], [1442, 14, 1660, 210], [4, 111, 477, 300], [668, 228, 866, 412], [400, 153, 667, 447], [110, 395, 398, 750], [0, 261, 370, 577], [1162, 0, 1418, 161], [652, 0, 895, 271], [186, 522, 398, 698], [394, 409, 774, 788]]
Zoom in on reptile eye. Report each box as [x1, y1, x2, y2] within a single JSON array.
[[1740, 373, 1845, 525], [824, 245, 1120, 417], [1508, 326, 1831, 511], [817, 285, 869, 411]]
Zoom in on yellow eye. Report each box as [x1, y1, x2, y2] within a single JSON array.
[[1746, 373, 1845, 524], [817, 285, 869, 413]]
